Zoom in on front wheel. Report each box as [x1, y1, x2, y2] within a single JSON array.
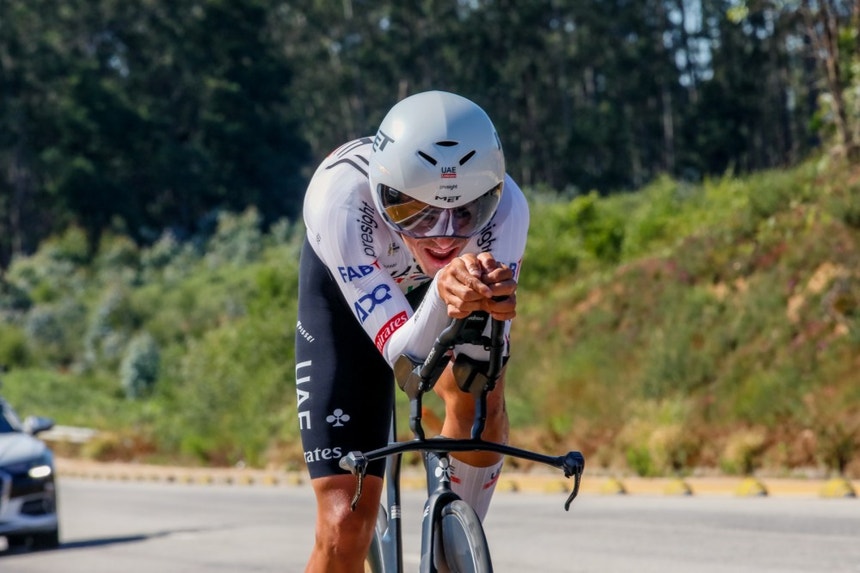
[[439, 500, 493, 573]]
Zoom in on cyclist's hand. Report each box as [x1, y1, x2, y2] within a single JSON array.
[[437, 253, 517, 320], [477, 253, 518, 320]]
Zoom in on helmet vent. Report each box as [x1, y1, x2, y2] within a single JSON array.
[[459, 150, 476, 165], [435, 140, 458, 147], [417, 151, 438, 165]]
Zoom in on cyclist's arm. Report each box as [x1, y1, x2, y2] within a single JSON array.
[[303, 155, 453, 366]]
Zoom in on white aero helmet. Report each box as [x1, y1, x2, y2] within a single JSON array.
[[368, 91, 505, 238]]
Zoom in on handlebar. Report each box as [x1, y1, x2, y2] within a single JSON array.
[[339, 437, 585, 512], [340, 312, 586, 512]]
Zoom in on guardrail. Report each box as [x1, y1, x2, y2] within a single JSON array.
[[40, 425, 99, 444]]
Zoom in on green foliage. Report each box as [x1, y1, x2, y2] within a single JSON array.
[[3, 159, 860, 478], [513, 159, 860, 477], [0, 205, 304, 466], [570, 193, 625, 264], [617, 399, 699, 477], [0, 326, 31, 368], [0, 368, 119, 429], [120, 332, 160, 399], [24, 300, 88, 366], [802, 385, 860, 476], [720, 428, 768, 476], [639, 286, 723, 400], [164, 314, 295, 466], [84, 285, 138, 369], [7, 0, 860, 268], [621, 176, 700, 258], [520, 199, 581, 290], [521, 191, 625, 290], [205, 209, 264, 268]]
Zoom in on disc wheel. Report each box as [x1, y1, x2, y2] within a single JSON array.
[[439, 500, 493, 572]]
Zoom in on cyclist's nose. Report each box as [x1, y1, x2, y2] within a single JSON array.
[[429, 234, 461, 249]]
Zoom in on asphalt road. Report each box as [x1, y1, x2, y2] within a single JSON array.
[[0, 478, 858, 572]]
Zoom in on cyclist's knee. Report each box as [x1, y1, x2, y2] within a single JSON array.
[[311, 475, 381, 555]]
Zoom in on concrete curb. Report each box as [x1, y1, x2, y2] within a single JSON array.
[[55, 458, 857, 498]]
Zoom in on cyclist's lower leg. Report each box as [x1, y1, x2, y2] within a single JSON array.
[[434, 367, 509, 519], [305, 474, 384, 573]]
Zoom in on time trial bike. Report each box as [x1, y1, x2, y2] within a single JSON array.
[[339, 312, 585, 572]]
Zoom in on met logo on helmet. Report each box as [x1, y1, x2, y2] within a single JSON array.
[[434, 194, 461, 203], [373, 129, 395, 152]]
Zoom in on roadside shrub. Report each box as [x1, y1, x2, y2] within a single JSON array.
[[616, 399, 698, 476], [825, 178, 860, 229], [205, 208, 264, 268], [0, 368, 118, 428], [140, 230, 197, 284], [720, 427, 767, 475], [0, 277, 32, 320], [120, 332, 160, 399], [621, 175, 688, 258], [522, 200, 582, 290], [0, 326, 31, 368], [803, 387, 860, 476], [24, 300, 87, 366], [648, 424, 698, 475], [85, 286, 139, 369], [639, 286, 724, 400], [570, 192, 625, 264], [165, 311, 296, 467], [94, 233, 140, 285]]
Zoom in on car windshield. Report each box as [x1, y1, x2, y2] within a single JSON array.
[[0, 401, 22, 433]]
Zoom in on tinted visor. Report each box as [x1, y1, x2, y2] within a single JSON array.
[[379, 183, 502, 238]]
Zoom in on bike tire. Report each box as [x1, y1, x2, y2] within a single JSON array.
[[439, 500, 493, 573]]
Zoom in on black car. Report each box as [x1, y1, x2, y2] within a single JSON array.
[[0, 396, 59, 550]]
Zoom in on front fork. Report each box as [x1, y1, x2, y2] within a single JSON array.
[[419, 450, 461, 573]]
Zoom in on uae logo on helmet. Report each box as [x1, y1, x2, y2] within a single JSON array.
[[441, 166, 457, 179]]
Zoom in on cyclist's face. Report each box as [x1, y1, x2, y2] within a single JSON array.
[[401, 235, 468, 276]]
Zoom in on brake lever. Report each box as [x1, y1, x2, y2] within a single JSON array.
[[562, 451, 585, 511], [339, 451, 369, 511]]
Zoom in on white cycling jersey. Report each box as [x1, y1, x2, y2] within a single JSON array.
[[303, 137, 529, 366]]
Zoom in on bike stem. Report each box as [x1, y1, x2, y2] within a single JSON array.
[[395, 313, 503, 441]]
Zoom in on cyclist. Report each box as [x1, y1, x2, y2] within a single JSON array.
[[295, 90, 528, 572]]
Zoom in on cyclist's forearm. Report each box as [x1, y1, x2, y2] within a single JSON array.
[[381, 274, 450, 366]]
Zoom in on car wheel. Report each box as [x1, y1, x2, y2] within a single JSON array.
[[32, 528, 60, 550], [5, 534, 29, 550]]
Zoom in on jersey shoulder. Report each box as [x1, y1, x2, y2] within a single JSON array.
[[303, 138, 375, 230], [303, 138, 405, 271]]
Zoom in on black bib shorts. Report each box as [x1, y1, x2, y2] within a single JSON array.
[[294, 239, 427, 479]]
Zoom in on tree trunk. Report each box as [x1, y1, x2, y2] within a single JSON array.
[[803, 0, 858, 160]]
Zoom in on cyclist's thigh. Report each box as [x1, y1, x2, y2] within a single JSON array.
[[295, 239, 393, 479]]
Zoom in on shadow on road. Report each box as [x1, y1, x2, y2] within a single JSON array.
[[0, 527, 209, 557]]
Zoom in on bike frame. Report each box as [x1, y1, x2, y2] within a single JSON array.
[[341, 313, 585, 572]]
